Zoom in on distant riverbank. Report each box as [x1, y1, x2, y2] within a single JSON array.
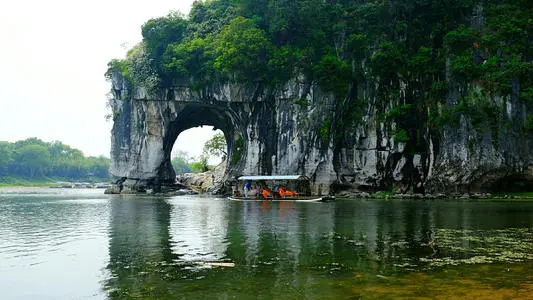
[[0, 177, 112, 189]]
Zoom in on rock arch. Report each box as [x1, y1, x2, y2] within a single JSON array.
[[108, 73, 338, 195], [107, 71, 533, 195]]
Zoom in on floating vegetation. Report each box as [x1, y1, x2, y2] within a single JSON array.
[[418, 228, 533, 269], [316, 228, 533, 272]]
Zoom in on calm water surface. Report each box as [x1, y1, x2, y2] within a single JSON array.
[[1, 188, 533, 299]]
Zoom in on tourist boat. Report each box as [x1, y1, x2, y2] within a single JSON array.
[[227, 175, 334, 202], [228, 195, 328, 202]]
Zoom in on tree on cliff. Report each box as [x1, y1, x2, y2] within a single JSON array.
[[141, 11, 188, 79]]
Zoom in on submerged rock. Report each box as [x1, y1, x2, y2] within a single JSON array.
[[104, 185, 121, 194]]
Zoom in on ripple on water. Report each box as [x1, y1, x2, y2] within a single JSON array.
[[0, 190, 110, 266]]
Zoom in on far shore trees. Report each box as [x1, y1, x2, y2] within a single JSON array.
[[0, 138, 111, 181], [172, 133, 227, 175]]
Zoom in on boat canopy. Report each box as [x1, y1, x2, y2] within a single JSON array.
[[237, 175, 309, 181]]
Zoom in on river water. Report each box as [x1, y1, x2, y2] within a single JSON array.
[[1, 188, 533, 299]]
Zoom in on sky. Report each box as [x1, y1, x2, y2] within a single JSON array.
[[0, 0, 218, 159]]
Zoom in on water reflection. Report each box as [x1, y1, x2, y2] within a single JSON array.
[[102, 197, 533, 298], [168, 196, 229, 262], [0, 189, 109, 299], [4, 189, 533, 298], [105, 196, 176, 297]]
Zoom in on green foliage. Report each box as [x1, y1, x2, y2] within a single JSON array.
[[407, 47, 434, 77], [105, 43, 160, 92], [451, 55, 482, 81], [0, 142, 12, 176], [393, 128, 410, 143], [163, 37, 214, 85], [188, 0, 237, 37], [521, 88, 533, 104], [212, 16, 273, 80], [319, 120, 331, 143], [267, 45, 298, 84], [371, 41, 406, 80], [0, 138, 110, 180], [202, 133, 227, 159], [191, 155, 210, 173], [294, 98, 309, 106], [313, 54, 350, 97], [171, 150, 214, 174], [105, 59, 129, 81], [435, 90, 503, 148], [386, 104, 412, 120], [171, 150, 193, 175], [107, 0, 533, 142], [231, 136, 244, 166], [443, 25, 474, 54], [14, 144, 52, 178], [525, 115, 533, 133], [436, 101, 468, 127], [141, 12, 189, 74]]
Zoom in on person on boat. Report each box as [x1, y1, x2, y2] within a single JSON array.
[[233, 184, 241, 197], [244, 181, 252, 198], [278, 187, 285, 198], [284, 188, 298, 197], [262, 188, 272, 199], [250, 185, 259, 198]]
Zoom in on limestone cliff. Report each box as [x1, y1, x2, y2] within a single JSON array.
[[107, 1, 533, 195], [108, 69, 533, 195]]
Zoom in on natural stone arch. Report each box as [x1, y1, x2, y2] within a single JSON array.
[[109, 97, 249, 194], [108, 70, 533, 195], [160, 102, 244, 187], [108, 73, 339, 195]]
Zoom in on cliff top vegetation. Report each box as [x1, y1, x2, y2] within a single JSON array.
[[107, 0, 533, 144]]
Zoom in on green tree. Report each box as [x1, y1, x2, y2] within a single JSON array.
[[0, 142, 12, 176], [163, 37, 215, 88], [106, 0, 533, 146], [13, 144, 52, 177], [202, 133, 227, 159], [171, 150, 193, 175], [141, 12, 189, 74], [190, 155, 209, 173], [188, 0, 237, 38], [85, 156, 111, 178], [0, 138, 111, 180], [212, 16, 273, 80]]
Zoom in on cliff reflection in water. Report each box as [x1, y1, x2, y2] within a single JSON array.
[[104, 197, 533, 298]]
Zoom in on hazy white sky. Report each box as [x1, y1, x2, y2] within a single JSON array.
[[0, 0, 218, 158]]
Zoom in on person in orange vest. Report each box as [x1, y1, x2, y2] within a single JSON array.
[[285, 189, 298, 197], [278, 187, 285, 198], [262, 188, 271, 199]]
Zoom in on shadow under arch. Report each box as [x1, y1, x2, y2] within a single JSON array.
[[159, 102, 246, 189]]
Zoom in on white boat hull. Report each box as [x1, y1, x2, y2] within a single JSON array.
[[227, 196, 331, 202]]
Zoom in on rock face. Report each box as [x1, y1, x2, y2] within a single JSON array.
[[176, 162, 227, 194], [108, 68, 533, 195]]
